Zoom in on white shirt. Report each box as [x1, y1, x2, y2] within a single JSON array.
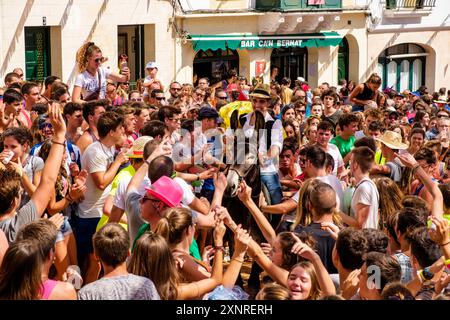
[[241, 111, 283, 173], [292, 175, 344, 212], [351, 178, 379, 229], [77, 141, 115, 218], [325, 144, 344, 176], [74, 67, 112, 100]]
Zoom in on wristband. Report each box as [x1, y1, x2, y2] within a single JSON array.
[[214, 246, 224, 251], [440, 241, 450, 247], [52, 139, 66, 146], [412, 163, 420, 173], [232, 258, 244, 264]]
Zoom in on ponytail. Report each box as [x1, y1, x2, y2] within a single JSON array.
[[76, 41, 101, 73]]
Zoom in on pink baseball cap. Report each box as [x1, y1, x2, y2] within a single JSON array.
[[145, 176, 183, 208]]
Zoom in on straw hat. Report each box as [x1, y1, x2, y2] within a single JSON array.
[[126, 136, 153, 158], [249, 84, 271, 99], [433, 99, 447, 104], [376, 130, 408, 150]]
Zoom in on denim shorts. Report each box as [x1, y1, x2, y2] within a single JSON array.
[[56, 216, 73, 243], [71, 215, 101, 256]]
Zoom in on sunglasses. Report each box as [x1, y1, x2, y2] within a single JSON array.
[[94, 57, 104, 63], [131, 98, 142, 102], [217, 96, 227, 99], [155, 97, 165, 100], [171, 87, 182, 91], [39, 122, 53, 130], [437, 114, 448, 118]]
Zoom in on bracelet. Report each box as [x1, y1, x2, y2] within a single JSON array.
[[412, 163, 421, 173], [52, 139, 66, 146], [445, 259, 450, 269], [440, 241, 450, 247], [144, 159, 151, 165], [232, 258, 244, 264], [214, 246, 224, 251]]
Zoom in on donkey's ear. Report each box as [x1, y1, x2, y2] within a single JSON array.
[[230, 109, 239, 130], [254, 110, 266, 132]]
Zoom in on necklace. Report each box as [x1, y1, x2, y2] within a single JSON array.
[[99, 141, 114, 163]]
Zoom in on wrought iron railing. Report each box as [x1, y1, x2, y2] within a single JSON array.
[[385, 0, 436, 9]]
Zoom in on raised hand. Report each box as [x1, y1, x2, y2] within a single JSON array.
[[212, 205, 233, 228], [199, 167, 218, 180], [213, 219, 226, 245], [321, 222, 340, 240], [48, 101, 66, 139], [202, 245, 215, 264], [290, 232, 317, 261], [428, 216, 450, 246], [234, 226, 252, 255], [74, 169, 88, 187], [237, 180, 252, 204], [213, 172, 227, 191], [260, 243, 272, 258], [394, 152, 418, 169], [115, 151, 129, 165], [46, 213, 65, 230], [341, 269, 361, 299]]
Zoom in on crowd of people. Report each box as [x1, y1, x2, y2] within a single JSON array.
[[0, 41, 449, 301]]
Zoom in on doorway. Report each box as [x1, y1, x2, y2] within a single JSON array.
[[118, 25, 145, 85], [25, 27, 51, 82], [270, 47, 307, 85], [193, 49, 239, 86]]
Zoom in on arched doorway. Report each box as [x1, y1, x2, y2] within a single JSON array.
[[193, 49, 239, 86], [270, 47, 308, 85], [377, 43, 426, 91], [338, 37, 349, 83]]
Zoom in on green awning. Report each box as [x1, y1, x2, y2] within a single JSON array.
[[189, 32, 343, 51]]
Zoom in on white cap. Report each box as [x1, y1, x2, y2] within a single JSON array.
[[145, 61, 158, 69], [297, 77, 305, 82]]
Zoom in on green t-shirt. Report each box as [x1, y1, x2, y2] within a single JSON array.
[[132, 223, 201, 260], [330, 135, 355, 159]]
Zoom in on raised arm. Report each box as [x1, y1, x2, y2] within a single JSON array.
[[291, 233, 336, 296], [396, 152, 443, 218], [238, 180, 276, 244], [177, 220, 225, 299], [222, 226, 251, 289], [31, 103, 67, 215]]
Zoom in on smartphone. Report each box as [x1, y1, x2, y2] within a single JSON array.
[[120, 61, 128, 70]]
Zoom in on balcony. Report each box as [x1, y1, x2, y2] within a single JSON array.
[[255, 0, 342, 11], [384, 0, 435, 18], [385, 0, 436, 9]]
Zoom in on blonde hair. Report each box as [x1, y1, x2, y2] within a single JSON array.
[[373, 177, 404, 230], [292, 179, 342, 230], [155, 208, 194, 248], [256, 283, 291, 300], [128, 231, 179, 300], [289, 261, 321, 300], [76, 41, 101, 73]]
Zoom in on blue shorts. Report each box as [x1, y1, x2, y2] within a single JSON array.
[[71, 215, 101, 256], [56, 216, 73, 243]]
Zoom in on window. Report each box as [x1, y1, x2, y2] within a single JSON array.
[[378, 43, 426, 91]]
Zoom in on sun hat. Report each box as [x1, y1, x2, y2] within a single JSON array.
[[376, 130, 408, 150], [434, 99, 447, 104], [249, 84, 271, 99], [145, 61, 158, 69], [126, 136, 153, 158], [145, 176, 183, 208]]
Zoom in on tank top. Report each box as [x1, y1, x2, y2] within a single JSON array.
[[87, 128, 99, 143], [40, 279, 58, 300], [355, 83, 375, 101]]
